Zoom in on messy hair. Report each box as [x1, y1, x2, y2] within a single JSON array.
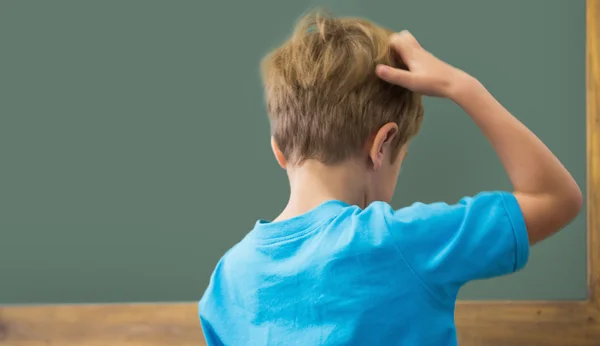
[[261, 11, 424, 165]]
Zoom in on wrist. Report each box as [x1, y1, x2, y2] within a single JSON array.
[[446, 71, 480, 104]]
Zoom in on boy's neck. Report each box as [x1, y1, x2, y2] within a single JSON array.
[[274, 159, 369, 222]]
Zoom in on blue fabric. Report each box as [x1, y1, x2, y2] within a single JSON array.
[[199, 191, 529, 345]]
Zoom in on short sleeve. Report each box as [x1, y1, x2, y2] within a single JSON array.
[[385, 191, 530, 298]]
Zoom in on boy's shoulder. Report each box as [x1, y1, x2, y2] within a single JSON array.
[[242, 191, 515, 246], [209, 191, 528, 308]]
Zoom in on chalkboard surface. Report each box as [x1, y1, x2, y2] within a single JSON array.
[[0, 0, 586, 303]]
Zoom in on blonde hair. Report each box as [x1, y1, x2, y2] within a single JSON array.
[[261, 11, 424, 165]]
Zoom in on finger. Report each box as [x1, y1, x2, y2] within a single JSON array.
[[390, 32, 419, 65], [398, 30, 421, 49], [376, 64, 415, 89]]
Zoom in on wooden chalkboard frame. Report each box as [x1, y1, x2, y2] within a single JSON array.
[[0, 1, 598, 345]]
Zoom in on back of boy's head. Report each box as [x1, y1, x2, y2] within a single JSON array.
[[261, 11, 424, 166]]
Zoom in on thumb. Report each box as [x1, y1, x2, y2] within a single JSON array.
[[376, 64, 415, 89]]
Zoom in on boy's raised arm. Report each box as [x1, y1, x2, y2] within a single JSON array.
[[376, 31, 583, 245]]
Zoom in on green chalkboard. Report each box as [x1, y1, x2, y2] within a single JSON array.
[[0, 0, 586, 304]]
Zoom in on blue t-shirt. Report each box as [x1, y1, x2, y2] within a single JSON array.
[[199, 191, 529, 345]]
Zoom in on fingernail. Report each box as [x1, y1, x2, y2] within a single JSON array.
[[376, 64, 389, 75]]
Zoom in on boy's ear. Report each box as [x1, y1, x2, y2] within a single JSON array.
[[369, 122, 398, 171], [271, 137, 287, 169]]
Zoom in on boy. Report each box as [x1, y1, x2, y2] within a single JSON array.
[[199, 12, 582, 345]]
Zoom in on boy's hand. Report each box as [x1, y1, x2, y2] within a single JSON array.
[[376, 31, 469, 99], [377, 31, 582, 245]]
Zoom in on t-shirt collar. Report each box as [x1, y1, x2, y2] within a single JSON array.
[[250, 200, 351, 242]]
